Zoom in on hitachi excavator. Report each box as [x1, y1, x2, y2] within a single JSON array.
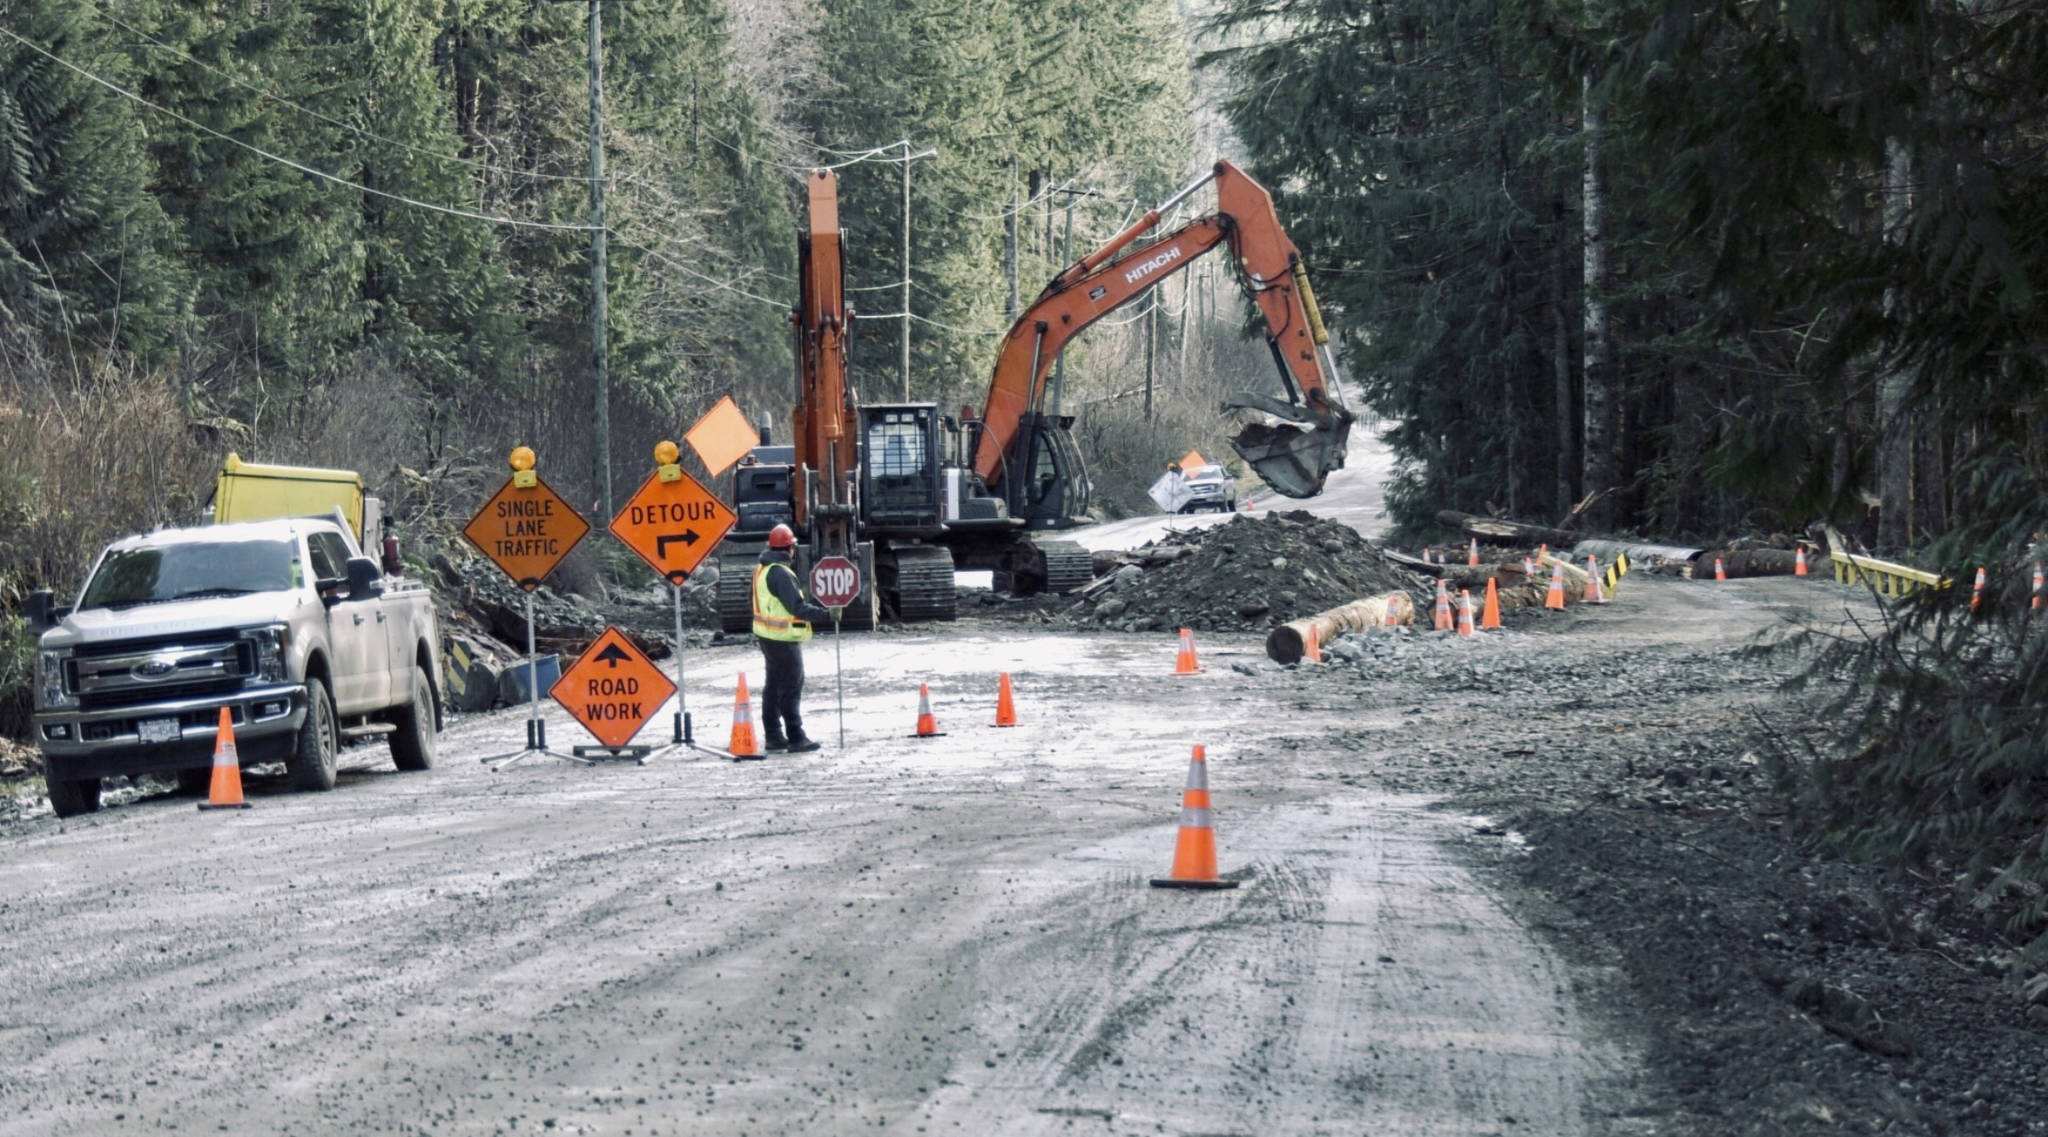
[[715, 160, 1350, 631]]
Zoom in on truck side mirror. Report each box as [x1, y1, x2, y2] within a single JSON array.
[[24, 589, 54, 633], [345, 556, 385, 601]]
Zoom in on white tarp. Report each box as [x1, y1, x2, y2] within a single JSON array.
[[1147, 469, 1192, 514]]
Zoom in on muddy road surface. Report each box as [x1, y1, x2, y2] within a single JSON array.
[[10, 436, 2045, 1133]]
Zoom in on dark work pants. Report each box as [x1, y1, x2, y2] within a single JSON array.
[[757, 637, 805, 741]]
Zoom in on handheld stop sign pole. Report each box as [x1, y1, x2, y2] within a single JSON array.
[[809, 555, 862, 750]]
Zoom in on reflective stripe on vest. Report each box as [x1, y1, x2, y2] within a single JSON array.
[[753, 564, 813, 642]]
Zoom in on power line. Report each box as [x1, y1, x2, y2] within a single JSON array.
[[0, 26, 601, 232], [97, 7, 594, 184], [610, 230, 789, 310]]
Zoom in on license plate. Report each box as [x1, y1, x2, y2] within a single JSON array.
[[137, 717, 181, 744]]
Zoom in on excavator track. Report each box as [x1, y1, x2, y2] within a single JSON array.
[[715, 552, 757, 635], [1037, 540, 1094, 596], [885, 545, 957, 623]]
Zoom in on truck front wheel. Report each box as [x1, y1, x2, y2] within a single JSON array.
[[46, 772, 101, 818], [288, 677, 339, 792], [388, 665, 437, 772]]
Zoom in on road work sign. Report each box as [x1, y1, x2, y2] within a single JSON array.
[[549, 626, 675, 749], [609, 466, 737, 583], [464, 475, 590, 589]]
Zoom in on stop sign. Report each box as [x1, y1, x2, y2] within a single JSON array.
[[809, 555, 862, 609]]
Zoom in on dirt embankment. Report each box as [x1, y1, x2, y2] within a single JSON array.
[[1071, 510, 1429, 633]]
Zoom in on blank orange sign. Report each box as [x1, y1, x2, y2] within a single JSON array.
[[685, 395, 760, 476]]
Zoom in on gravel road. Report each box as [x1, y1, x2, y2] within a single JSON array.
[[8, 430, 2044, 1135]]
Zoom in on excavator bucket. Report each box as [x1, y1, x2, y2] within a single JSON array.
[[1223, 393, 1353, 499]]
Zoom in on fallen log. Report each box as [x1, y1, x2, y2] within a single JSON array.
[[1266, 592, 1416, 664], [1570, 538, 1704, 565], [1436, 510, 1584, 549]]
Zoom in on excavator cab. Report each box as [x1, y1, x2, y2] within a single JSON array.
[[1013, 413, 1090, 529]]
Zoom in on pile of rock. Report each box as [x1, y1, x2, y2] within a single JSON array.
[[1073, 511, 1429, 633]]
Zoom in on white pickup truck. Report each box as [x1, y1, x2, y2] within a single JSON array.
[[27, 515, 443, 817]]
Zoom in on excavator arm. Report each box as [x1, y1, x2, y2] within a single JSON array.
[[791, 169, 859, 553], [973, 160, 1352, 499]]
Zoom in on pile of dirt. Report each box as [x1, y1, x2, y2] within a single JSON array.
[[1073, 510, 1429, 632]]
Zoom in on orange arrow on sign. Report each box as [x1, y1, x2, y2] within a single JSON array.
[[463, 475, 590, 589], [550, 626, 676, 749], [609, 466, 737, 583]]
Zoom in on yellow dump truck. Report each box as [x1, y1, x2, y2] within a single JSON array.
[[210, 453, 384, 548]]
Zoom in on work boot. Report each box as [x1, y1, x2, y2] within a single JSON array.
[[762, 732, 789, 753], [783, 733, 821, 754]]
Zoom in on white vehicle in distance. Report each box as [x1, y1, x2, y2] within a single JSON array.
[[1177, 463, 1240, 513]]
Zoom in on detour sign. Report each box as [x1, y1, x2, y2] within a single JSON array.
[[550, 626, 676, 749], [609, 466, 737, 583], [463, 475, 590, 588]]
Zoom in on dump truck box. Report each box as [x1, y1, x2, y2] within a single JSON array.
[[211, 452, 378, 545]]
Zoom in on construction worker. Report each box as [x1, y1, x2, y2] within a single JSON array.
[[752, 524, 832, 753]]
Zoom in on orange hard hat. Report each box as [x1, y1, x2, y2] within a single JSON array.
[[767, 523, 797, 549]]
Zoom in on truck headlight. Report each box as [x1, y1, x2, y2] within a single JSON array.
[[37, 650, 75, 710], [249, 625, 290, 682]]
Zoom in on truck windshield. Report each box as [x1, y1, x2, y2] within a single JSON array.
[[79, 540, 299, 610]]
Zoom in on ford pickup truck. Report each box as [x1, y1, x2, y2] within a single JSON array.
[[27, 515, 443, 817]]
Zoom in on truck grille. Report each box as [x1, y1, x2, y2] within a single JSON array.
[[70, 632, 251, 711]]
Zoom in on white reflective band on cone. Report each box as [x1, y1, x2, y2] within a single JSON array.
[[1183, 762, 1208, 791], [1179, 806, 1213, 829]]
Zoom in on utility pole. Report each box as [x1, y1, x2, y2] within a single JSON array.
[[1143, 293, 1156, 422], [893, 140, 935, 400], [1045, 186, 1098, 416], [1005, 157, 1019, 321], [587, 0, 610, 518]]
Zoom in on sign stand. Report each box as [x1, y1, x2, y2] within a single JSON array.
[[463, 446, 594, 773], [808, 555, 862, 753], [832, 609, 845, 750], [607, 440, 736, 760], [642, 579, 696, 759], [480, 590, 592, 771]]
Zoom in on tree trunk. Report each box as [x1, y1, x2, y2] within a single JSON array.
[[1265, 593, 1415, 664], [1580, 72, 1616, 531], [1877, 136, 1913, 551], [1551, 229, 1576, 515]]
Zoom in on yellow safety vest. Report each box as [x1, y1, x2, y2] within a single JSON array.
[[752, 563, 813, 642]]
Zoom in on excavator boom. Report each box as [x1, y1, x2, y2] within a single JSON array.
[[973, 160, 1351, 499]]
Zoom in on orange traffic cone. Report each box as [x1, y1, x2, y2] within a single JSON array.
[[1481, 578, 1502, 629], [1467, 537, 1480, 566], [1433, 579, 1452, 631], [1457, 589, 1476, 636], [1545, 561, 1567, 610], [197, 706, 250, 811], [993, 672, 1019, 726], [1304, 623, 1323, 664], [909, 683, 944, 738], [1714, 557, 1728, 581], [1150, 745, 1238, 890], [1794, 547, 1809, 577], [728, 673, 762, 758], [1385, 595, 1403, 628], [1173, 627, 1202, 675], [1523, 556, 1536, 577], [1971, 566, 1987, 614], [1585, 556, 1607, 604], [1423, 546, 1434, 565], [2032, 564, 2043, 611]]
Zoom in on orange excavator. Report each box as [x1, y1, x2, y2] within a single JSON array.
[[716, 161, 1349, 629], [968, 158, 1352, 514]]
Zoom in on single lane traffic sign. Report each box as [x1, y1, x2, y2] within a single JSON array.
[[464, 473, 589, 589]]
